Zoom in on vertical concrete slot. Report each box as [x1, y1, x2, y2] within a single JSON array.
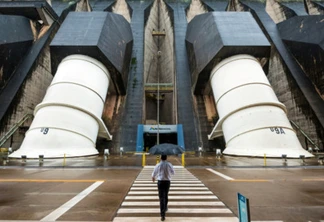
[[186, 0, 209, 23], [144, 0, 175, 125], [112, 0, 131, 23]]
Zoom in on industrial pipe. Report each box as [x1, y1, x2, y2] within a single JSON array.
[[10, 55, 112, 158], [208, 54, 312, 158]]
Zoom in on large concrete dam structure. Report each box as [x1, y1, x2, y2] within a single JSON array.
[[0, 0, 323, 158]]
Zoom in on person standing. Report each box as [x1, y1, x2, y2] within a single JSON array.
[[152, 154, 175, 221]]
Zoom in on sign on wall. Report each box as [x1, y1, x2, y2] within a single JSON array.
[[143, 125, 177, 133]]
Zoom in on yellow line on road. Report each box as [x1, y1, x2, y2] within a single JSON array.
[[230, 179, 271, 182], [302, 178, 324, 181], [0, 179, 104, 183], [231, 179, 324, 182]]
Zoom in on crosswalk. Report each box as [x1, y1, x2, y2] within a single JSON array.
[[113, 166, 238, 221]]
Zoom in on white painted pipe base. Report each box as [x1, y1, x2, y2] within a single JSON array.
[[223, 128, 312, 158], [208, 54, 313, 158], [10, 55, 111, 158]]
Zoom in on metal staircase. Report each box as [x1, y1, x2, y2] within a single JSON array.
[[290, 120, 320, 152], [0, 113, 33, 147]]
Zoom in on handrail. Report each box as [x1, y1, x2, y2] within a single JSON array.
[[0, 113, 33, 147], [144, 83, 173, 87], [144, 83, 174, 93], [290, 120, 319, 150]]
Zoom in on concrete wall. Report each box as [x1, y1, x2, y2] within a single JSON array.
[[267, 50, 324, 150], [144, 1, 158, 84], [186, 0, 208, 23], [76, 0, 91, 12], [159, 1, 175, 84], [0, 46, 53, 150], [306, 1, 323, 15], [144, 0, 174, 84], [266, 0, 289, 23], [112, 0, 131, 23]]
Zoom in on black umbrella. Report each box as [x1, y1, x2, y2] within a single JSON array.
[[149, 143, 184, 155]]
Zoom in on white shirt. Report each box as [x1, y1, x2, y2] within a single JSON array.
[[152, 160, 175, 181]]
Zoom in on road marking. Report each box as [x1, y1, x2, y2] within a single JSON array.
[[134, 180, 201, 183], [302, 178, 324, 181], [206, 168, 234, 180], [231, 179, 271, 182], [26, 192, 78, 195], [205, 170, 271, 182], [125, 195, 218, 200], [117, 208, 232, 213], [0, 221, 106, 222], [40, 181, 103, 221], [113, 217, 238, 222], [0, 179, 103, 183], [133, 183, 205, 186], [114, 166, 237, 221], [131, 187, 208, 190], [121, 201, 225, 206], [128, 191, 213, 195]]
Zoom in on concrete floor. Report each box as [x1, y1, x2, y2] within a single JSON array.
[[0, 154, 323, 221]]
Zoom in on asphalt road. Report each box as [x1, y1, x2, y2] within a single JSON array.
[[0, 154, 323, 222], [191, 167, 324, 222]]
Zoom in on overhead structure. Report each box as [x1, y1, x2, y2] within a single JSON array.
[[186, 12, 270, 95], [0, 1, 58, 26], [0, 14, 33, 90], [50, 12, 133, 95], [277, 15, 324, 98], [186, 12, 312, 158]]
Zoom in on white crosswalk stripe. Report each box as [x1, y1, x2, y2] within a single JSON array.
[[133, 183, 205, 186], [125, 195, 218, 200], [131, 187, 209, 190], [128, 191, 214, 194], [121, 201, 225, 206], [113, 166, 238, 221]]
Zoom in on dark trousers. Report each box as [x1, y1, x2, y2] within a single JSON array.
[[157, 180, 170, 217]]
